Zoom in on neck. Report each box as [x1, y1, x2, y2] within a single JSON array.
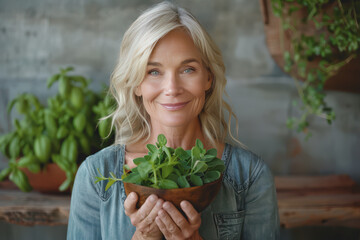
[[148, 118, 208, 150]]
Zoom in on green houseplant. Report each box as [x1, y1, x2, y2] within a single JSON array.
[[0, 67, 114, 192], [268, 0, 360, 138]]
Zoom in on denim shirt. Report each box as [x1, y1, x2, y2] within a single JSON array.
[[67, 144, 280, 240]]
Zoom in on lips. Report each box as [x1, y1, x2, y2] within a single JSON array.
[[160, 101, 189, 110]]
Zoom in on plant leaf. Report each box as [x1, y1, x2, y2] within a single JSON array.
[[206, 148, 217, 157], [157, 134, 167, 147], [105, 179, 116, 191], [175, 147, 190, 160], [205, 171, 221, 183], [191, 146, 201, 161], [133, 157, 147, 165], [190, 174, 203, 186], [122, 172, 142, 184], [161, 165, 173, 179], [137, 161, 152, 179], [195, 139, 204, 149], [146, 144, 157, 154], [193, 161, 208, 174], [159, 179, 178, 189], [177, 175, 190, 188]]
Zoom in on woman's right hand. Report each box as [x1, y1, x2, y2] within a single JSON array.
[[124, 192, 164, 240]]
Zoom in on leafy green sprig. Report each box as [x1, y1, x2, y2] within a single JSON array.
[[95, 134, 225, 190], [271, 0, 360, 138]]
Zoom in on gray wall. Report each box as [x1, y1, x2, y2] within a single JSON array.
[[1, 0, 359, 239]]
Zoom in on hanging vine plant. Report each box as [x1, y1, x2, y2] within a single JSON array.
[[269, 0, 360, 138]]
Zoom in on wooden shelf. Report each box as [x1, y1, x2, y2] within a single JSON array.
[[276, 175, 360, 228], [1, 175, 360, 228]]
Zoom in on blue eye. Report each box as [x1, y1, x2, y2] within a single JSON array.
[[184, 68, 194, 73], [149, 70, 160, 76]]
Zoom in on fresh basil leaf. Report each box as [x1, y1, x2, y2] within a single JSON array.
[[193, 161, 208, 174], [122, 172, 142, 184], [161, 165, 173, 179], [105, 179, 116, 191], [157, 134, 167, 147], [159, 179, 178, 189], [166, 173, 178, 182], [191, 146, 201, 161], [206, 148, 217, 157], [177, 175, 190, 188], [163, 146, 171, 159], [138, 161, 152, 179], [204, 155, 216, 161], [175, 147, 190, 160], [133, 157, 147, 165], [146, 144, 157, 154], [190, 174, 203, 186], [173, 168, 182, 176], [207, 158, 224, 167], [195, 139, 204, 149], [208, 164, 225, 172], [205, 171, 221, 182], [150, 148, 159, 163]]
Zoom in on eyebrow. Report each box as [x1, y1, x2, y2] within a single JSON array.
[[147, 58, 200, 66]]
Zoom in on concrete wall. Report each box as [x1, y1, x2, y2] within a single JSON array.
[[1, 0, 359, 239]]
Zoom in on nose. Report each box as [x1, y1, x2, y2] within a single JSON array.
[[163, 72, 183, 96]]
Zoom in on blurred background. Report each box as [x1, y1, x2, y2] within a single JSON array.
[[0, 0, 359, 239]]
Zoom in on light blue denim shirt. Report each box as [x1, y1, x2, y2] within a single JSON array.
[[67, 143, 280, 239]]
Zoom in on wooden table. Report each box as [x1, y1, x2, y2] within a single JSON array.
[[1, 175, 360, 228]]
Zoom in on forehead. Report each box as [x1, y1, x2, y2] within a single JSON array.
[[148, 29, 203, 63]]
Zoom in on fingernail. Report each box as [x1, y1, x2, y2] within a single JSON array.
[[130, 192, 136, 199], [159, 209, 166, 217], [163, 201, 170, 210], [149, 195, 157, 203], [156, 199, 163, 207]]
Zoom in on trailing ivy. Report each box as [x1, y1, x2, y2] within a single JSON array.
[[271, 0, 360, 139]]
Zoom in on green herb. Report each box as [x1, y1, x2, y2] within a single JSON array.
[[95, 134, 225, 190]]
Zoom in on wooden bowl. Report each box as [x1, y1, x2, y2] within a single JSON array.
[[123, 175, 223, 213]]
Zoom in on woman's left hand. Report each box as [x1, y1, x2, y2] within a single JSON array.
[[155, 200, 202, 240]]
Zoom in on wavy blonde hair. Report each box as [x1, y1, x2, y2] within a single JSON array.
[[108, 1, 239, 148]]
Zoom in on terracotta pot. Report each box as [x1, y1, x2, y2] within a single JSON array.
[[124, 175, 223, 213], [21, 163, 67, 193], [259, 0, 360, 93]]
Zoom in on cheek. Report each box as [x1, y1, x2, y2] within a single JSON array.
[[139, 82, 159, 101]]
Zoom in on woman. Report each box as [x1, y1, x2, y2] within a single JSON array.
[[67, 2, 280, 239]]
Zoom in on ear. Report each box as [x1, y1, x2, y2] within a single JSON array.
[[205, 71, 213, 91], [135, 86, 142, 97]]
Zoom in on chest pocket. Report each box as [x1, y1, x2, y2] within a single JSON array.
[[214, 211, 245, 240]]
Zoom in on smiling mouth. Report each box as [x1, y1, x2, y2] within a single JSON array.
[[160, 101, 189, 110]]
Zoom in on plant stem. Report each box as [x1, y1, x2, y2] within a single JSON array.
[[337, 0, 349, 26]]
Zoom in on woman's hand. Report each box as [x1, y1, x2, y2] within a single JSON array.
[[124, 192, 164, 240], [155, 200, 202, 240]]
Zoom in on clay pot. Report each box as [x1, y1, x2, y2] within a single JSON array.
[[124, 175, 223, 213], [21, 163, 68, 193]]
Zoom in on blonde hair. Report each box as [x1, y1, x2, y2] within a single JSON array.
[[108, 1, 239, 147]]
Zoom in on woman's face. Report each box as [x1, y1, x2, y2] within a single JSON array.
[[136, 29, 212, 129]]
